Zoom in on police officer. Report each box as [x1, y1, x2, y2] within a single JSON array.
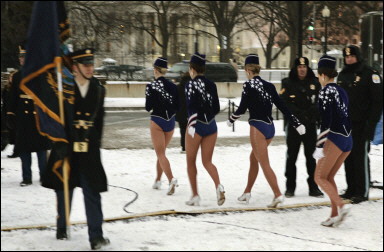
[[6, 43, 51, 186], [337, 45, 383, 204], [53, 48, 110, 250], [280, 57, 324, 198]]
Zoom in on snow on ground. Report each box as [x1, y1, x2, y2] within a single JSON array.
[[1, 136, 383, 250]]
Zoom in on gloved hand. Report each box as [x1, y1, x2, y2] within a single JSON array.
[[226, 120, 233, 127], [188, 126, 195, 138], [296, 124, 306, 135], [313, 147, 325, 159], [6, 114, 16, 130]]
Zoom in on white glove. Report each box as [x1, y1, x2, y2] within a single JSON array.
[[296, 124, 306, 135], [313, 148, 325, 159], [226, 120, 233, 127], [188, 126, 195, 138]]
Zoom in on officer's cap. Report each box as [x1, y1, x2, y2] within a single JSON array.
[[71, 48, 95, 64], [245, 54, 259, 65], [190, 52, 206, 66], [294, 57, 309, 67], [318, 55, 336, 70], [154, 57, 168, 69], [342, 45, 360, 58]]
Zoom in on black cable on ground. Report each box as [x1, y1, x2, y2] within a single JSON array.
[[108, 184, 139, 213]]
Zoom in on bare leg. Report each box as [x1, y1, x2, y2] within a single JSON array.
[[315, 140, 349, 217], [250, 127, 281, 198], [185, 130, 202, 196], [200, 132, 220, 188], [244, 152, 259, 193], [150, 121, 174, 183]]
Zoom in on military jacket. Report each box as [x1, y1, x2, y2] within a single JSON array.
[[185, 76, 220, 126], [145, 76, 179, 120], [234, 76, 301, 128], [317, 83, 352, 148], [70, 77, 107, 192], [7, 70, 52, 153]]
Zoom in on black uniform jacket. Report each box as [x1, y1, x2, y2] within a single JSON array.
[[42, 77, 107, 193], [280, 72, 321, 126], [337, 62, 383, 140], [7, 70, 52, 153]]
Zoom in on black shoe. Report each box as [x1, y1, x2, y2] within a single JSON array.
[[309, 188, 324, 197], [20, 180, 32, 186], [351, 196, 368, 204], [90, 237, 110, 250], [284, 190, 294, 198], [56, 228, 67, 240], [7, 153, 18, 158], [339, 191, 354, 200]]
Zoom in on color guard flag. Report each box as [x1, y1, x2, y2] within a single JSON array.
[[20, 1, 75, 189]]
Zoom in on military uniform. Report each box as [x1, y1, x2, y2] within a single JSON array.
[[52, 48, 110, 249], [7, 45, 52, 185], [280, 57, 322, 197], [337, 45, 383, 203]]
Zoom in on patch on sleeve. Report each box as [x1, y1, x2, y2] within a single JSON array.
[[372, 74, 381, 84]]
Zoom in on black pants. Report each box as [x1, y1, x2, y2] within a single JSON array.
[[344, 121, 370, 198], [178, 121, 187, 151], [285, 123, 319, 192], [56, 173, 103, 242]]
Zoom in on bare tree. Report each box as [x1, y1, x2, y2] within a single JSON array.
[[186, 1, 251, 63], [118, 1, 186, 61], [243, 2, 289, 68], [66, 1, 123, 51]]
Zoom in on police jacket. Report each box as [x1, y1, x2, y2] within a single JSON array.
[[316, 83, 351, 148], [70, 77, 107, 192], [337, 62, 383, 140], [7, 70, 52, 153], [185, 76, 220, 127], [145, 76, 179, 120], [232, 76, 301, 128], [280, 71, 321, 125]]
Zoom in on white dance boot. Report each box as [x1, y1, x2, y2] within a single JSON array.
[[167, 178, 178, 195], [238, 193, 251, 204], [267, 195, 284, 208], [216, 184, 226, 206], [186, 196, 200, 206], [152, 180, 161, 190], [320, 217, 338, 227], [333, 204, 351, 227]]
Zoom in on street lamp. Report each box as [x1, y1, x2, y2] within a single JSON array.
[[322, 5, 330, 54]]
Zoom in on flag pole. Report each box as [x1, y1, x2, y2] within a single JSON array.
[[56, 58, 71, 238]]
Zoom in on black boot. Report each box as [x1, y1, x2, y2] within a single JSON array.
[[309, 188, 324, 197], [90, 237, 110, 250], [20, 180, 32, 186], [56, 228, 67, 240]]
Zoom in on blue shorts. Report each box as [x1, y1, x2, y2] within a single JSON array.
[[327, 132, 353, 152], [151, 116, 175, 132], [195, 120, 217, 137], [249, 120, 275, 139]]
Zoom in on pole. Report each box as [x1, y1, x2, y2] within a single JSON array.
[[56, 59, 71, 238], [310, 4, 316, 68], [324, 17, 328, 54], [195, 30, 198, 52], [297, 1, 303, 57]]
